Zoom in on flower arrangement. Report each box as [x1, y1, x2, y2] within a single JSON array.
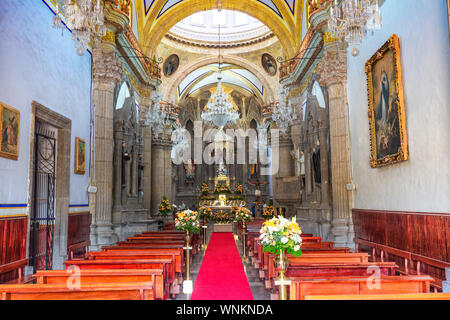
[[234, 207, 252, 222], [199, 206, 213, 220], [158, 196, 172, 216], [200, 182, 209, 195], [259, 216, 303, 257], [214, 211, 233, 224], [262, 203, 276, 219], [214, 184, 231, 194], [234, 183, 243, 194], [175, 209, 200, 234]]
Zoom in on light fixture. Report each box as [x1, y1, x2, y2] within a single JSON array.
[[328, 0, 382, 56], [201, 13, 240, 129], [52, 0, 107, 56], [272, 85, 297, 133], [144, 86, 168, 137]]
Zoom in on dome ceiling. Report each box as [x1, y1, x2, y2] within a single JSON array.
[[135, 0, 307, 57], [168, 10, 273, 46]]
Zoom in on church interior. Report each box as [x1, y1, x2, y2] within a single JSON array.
[[0, 0, 449, 301]]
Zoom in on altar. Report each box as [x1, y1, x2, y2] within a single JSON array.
[[198, 164, 246, 232]]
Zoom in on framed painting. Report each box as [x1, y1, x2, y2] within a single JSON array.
[[365, 34, 408, 168], [163, 54, 179, 77], [261, 53, 277, 76], [75, 137, 86, 174], [0, 102, 20, 160]]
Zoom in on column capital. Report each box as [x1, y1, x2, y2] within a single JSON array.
[[316, 45, 347, 88], [92, 48, 124, 86]]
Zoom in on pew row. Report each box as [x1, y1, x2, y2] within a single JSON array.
[[0, 282, 154, 300], [33, 269, 165, 299], [289, 275, 434, 300], [304, 292, 450, 300]]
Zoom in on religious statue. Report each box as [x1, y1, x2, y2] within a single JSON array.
[[184, 159, 195, 181]]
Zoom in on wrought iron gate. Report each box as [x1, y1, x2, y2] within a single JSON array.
[[30, 123, 56, 272]]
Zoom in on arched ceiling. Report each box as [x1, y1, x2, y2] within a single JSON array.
[[135, 0, 306, 57], [177, 64, 264, 102]]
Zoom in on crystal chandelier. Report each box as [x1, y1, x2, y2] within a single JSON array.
[[52, 0, 107, 56], [201, 17, 239, 129], [328, 0, 382, 56], [272, 85, 297, 133], [144, 87, 168, 137]]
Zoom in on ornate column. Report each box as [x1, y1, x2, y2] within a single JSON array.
[[89, 44, 123, 250], [151, 131, 173, 217], [316, 40, 354, 248]]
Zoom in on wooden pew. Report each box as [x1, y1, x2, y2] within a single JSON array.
[[33, 269, 165, 299], [0, 282, 154, 300], [265, 252, 370, 282], [141, 231, 184, 235], [0, 259, 33, 284], [65, 258, 175, 294], [289, 275, 434, 300], [285, 262, 398, 279], [88, 250, 183, 275], [68, 240, 90, 260], [304, 292, 450, 300]]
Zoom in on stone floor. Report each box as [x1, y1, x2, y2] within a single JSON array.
[[175, 222, 270, 300]]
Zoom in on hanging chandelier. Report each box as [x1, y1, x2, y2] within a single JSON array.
[[52, 0, 106, 56], [328, 0, 382, 56], [272, 85, 297, 134], [144, 87, 169, 137], [201, 16, 239, 129]]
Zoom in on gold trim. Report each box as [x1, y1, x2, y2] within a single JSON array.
[[0, 214, 27, 218], [69, 211, 91, 215], [102, 30, 116, 43], [365, 34, 408, 168]]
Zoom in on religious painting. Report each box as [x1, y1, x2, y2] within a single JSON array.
[[163, 54, 179, 77], [365, 34, 408, 168], [75, 137, 86, 174], [261, 53, 277, 76], [0, 102, 20, 160]]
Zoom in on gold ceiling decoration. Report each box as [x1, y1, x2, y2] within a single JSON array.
[[134, 0, 307, 58]]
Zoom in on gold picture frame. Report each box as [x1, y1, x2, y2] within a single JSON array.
[[75, 137, 86, 175], [0, 102, 20, 160], [365, 34, 408, 168]]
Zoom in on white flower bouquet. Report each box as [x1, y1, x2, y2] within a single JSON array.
[[259, 215, 303, 257]]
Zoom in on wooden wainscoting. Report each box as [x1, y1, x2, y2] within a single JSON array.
[[352, 209, 450, 291], [0, 216, 28, 283], [67, 212, 91, 259]]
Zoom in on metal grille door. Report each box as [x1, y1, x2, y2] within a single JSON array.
[[30, 123, 56, 272]]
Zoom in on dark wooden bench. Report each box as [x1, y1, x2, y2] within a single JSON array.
[[68, 240, 90, 259], [0, 259, 34, 284], [304, 292, 450, 300], [0, 282, 154, 300], [33, 269, 165, 299], [289, 275, 434, 300]]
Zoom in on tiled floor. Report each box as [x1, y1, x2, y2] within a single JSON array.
[[175, 222, 270, 300]]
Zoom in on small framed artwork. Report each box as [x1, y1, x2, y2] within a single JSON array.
[[365, 34, 408, 168], [261, 53, 277, 76], [75, 137, 86, 174], [163, 54, 179, 77], [0, 102, 20, 160]]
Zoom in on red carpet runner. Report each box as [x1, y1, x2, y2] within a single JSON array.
[[191, 232, 254, 300]]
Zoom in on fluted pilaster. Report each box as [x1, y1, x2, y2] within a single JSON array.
[[316, 41, 354, 248], [89, 47, 123, 249]]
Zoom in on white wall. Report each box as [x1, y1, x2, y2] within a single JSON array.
[[0, 0, 92, 213], [347, 0, 450, 213]]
